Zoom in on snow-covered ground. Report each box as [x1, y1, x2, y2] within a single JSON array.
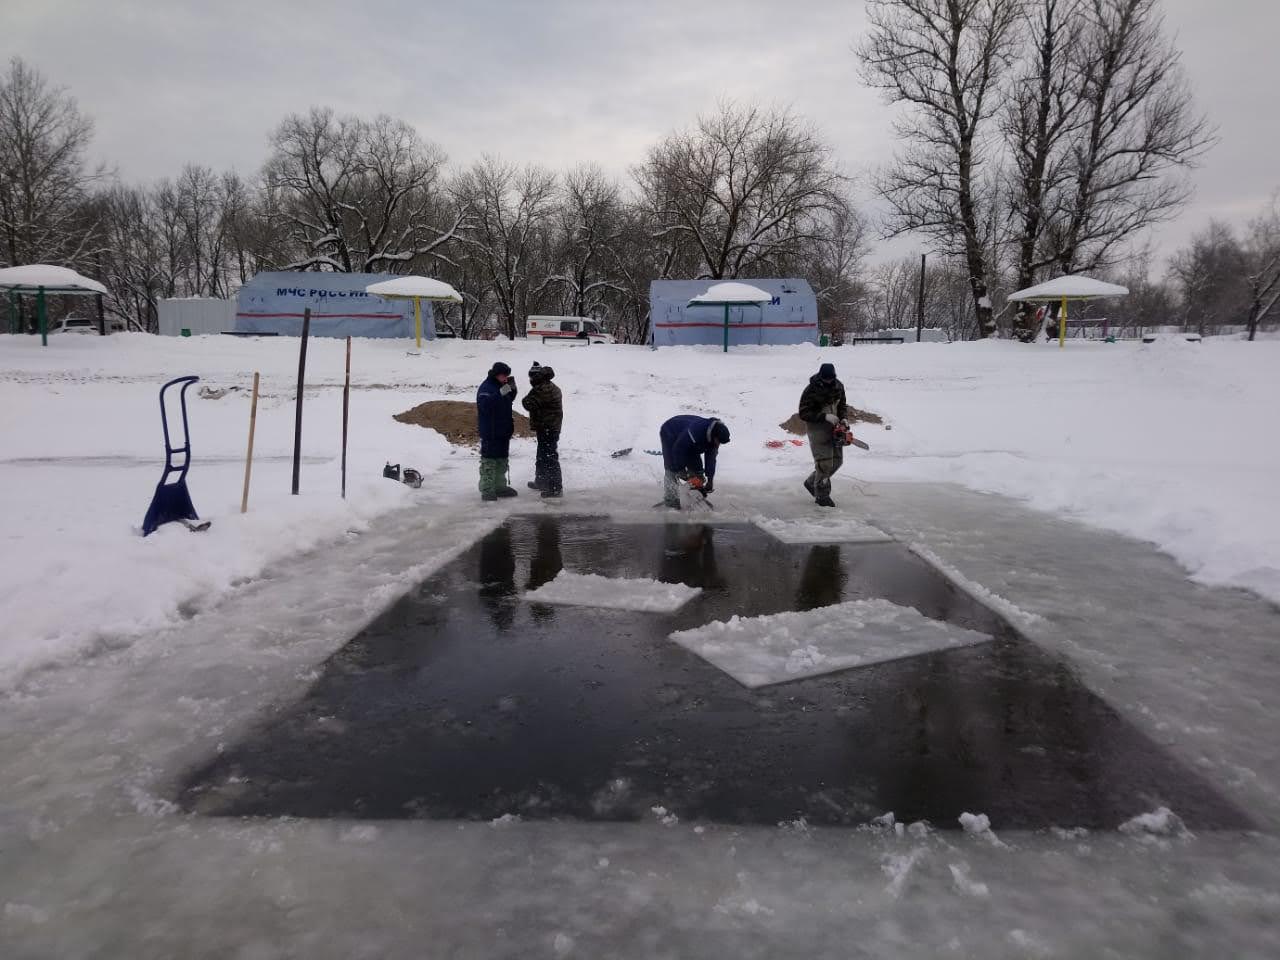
[[2, 331, 1276, 685]]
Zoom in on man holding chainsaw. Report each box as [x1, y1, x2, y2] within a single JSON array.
[[798, 362, 851, 508], [658, 415, 731, 508]]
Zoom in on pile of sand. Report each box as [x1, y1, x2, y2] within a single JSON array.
[[394, 400, 534, 446], [779, 405, 884, 436]]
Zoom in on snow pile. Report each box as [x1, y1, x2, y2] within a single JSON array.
[[881, 848, 926, 899], [668, 599, 993, 688], [948, 862, 990, 898], [650, 805, 680, 826], [524, 572, 701, 612], [753, 515, 893, 544], [1118, 806, 1192, 841], [959, 812, 1006, 847]]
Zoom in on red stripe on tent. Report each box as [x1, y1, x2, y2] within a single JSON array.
[[654, 322, 818, 329], [236, 312, 403, 320]]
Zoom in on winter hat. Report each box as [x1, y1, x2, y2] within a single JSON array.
[[818, 362, 837, 381], [490, 361, 512, 377], [709, 420, 731, 445]]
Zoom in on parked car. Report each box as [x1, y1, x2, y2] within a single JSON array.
[[51, 316, 98, 335]]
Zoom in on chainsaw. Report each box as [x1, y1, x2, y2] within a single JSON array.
[[832, 420, 871, 451]]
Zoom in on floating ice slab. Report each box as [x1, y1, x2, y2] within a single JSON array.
[[754, 516, 893, 545], [524, 571, 701, 613], [669, 599, 993, 688]]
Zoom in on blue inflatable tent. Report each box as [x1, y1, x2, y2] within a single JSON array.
[[648, 278, 818, 347], [235, 271, 432, 339]]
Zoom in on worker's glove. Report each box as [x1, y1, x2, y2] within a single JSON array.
[[824, 413, 839, 425], [500, 379, 516, 397]]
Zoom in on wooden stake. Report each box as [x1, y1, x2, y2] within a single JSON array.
[[341, 336, 351, 499], [291, 307, 311, 495], [241, 372, 260, 514]]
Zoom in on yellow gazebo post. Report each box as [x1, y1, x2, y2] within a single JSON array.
[[364, 276, 464, 350]]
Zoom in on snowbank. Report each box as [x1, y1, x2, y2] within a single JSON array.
[[2, 331, 1278, 684]]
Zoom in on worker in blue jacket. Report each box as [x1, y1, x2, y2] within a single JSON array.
[[658, 415, 730, 508], [476, 361, 519, 501]]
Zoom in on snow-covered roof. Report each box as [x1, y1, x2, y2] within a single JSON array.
[[364, 276, 462, 302], [687, 281, 773, 305], [0, 264, 108, 296], [1008, 275, 1129, 302]]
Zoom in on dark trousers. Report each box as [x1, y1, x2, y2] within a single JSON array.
[[534, 428, 562, 493]]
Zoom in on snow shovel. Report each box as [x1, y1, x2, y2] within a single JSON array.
[[142, 375, 208, 536]]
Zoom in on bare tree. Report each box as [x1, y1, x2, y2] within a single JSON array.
[[1168, 221, 1248, 334], [433, 196, 496, 339], [1103, 252, 1176, 336], [1045, 0, 1214, 274], [1004, 0, 1088, 339], [606, 204, 671, 344], [859, 0, 1022, 338], [0, 58, 103, 267], [867, 257, 921, 331], [541, 165, 625, 319], [264, 107, 462, 273], [1242, 196, 1280, 341], [635, 102, 848, 280], [806, 202, 869, 339], [454, 157, 558, 338]]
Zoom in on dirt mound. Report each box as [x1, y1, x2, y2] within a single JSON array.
[[394, 400, 534, 446], [779, 405, 884, 436]]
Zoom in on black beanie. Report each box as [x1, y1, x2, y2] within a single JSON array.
[[818, 362, 837, 380], [490, 361, 512, 376], [710, 420, 731, 445]]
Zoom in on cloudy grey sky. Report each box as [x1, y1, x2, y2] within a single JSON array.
[[5, 0, 1276, 267]]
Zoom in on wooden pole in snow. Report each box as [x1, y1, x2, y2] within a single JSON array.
[[291, 307, 311, 495], [341, 336, 351, 499], [241, 372, 260, 513]]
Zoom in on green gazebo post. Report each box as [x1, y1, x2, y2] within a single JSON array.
[[36, 286, 48, 346], [686, 281, 774, 354]]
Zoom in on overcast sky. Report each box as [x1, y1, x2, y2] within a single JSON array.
[[5, 0, 1276, 268]]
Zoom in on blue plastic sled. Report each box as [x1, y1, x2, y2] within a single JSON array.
[[142, 375, 205, 536]]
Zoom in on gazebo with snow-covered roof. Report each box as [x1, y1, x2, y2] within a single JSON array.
[[0, 264, 110, 346], [1008, 275, 1129, 348]]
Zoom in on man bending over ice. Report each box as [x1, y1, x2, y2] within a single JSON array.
[[658, 415, 730, 509]]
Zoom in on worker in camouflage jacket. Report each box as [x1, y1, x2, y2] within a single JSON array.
[[797, 362, 849, 507], [521, 361, 563, 498]]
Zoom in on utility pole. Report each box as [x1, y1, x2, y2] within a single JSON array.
[[96, 252, 106, 335], [916, 253, 927, 342]]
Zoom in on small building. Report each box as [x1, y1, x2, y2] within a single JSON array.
[[158, 298, 237, 336], [648, 278, 818, 348], [235, 271, 430, 339]]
